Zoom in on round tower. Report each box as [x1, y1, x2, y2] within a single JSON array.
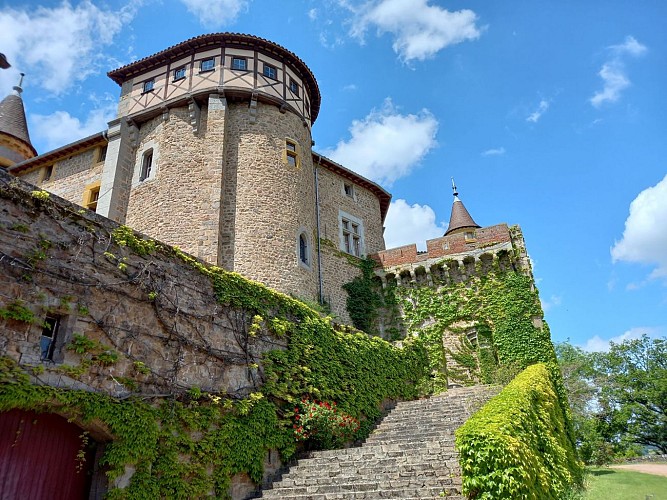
[[102, 34, 322, 301], [0, 74, 37, 169]]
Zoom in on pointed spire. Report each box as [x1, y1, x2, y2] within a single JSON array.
[[444, 179, 481, 236], [0, 73, 37, 165]]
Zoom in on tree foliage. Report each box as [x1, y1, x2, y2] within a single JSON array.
[[555, 335, 667, 463]]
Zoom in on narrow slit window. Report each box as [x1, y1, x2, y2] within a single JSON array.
[[97, 145, 107, 163], [42, 165, 53, 182], [286, 139, 298, 167], [140, 149, 153, 181], [299, 234, 308, 265], [40, 315, 61, 361]]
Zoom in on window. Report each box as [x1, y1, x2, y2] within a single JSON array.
[[173, 66, 186, 81], [142, 79, 154, 93], [140, 149, 153, 181], [289, 77, 299, 96], [42, 165, 54, 182], [442, 241, 450, 250], [464, 231, 476, 241], [40, 315, 61, 361], [299, 234, 308, 265], [285, 139, 298, 167], [343, 183, 354, 198], [200, 58, 215, 72], [97, 145, 107, 163], [341, 215, 363, 257], [263, 63, 277, 80], [84, 182, 101, 211], [231, 57, 247, 71]]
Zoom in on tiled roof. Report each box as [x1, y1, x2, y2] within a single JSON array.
[[444, 196, 481, 235], [0, 92, 36, 155]]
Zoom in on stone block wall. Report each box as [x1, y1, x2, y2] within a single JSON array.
[[0, 170, 283, 399], [16, 147, 104, 208], [124, 102, 225, 265], [224, 101, 319, 303]]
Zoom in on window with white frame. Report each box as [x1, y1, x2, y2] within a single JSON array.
[[173, 66, 186, 81], [263, 63, 277, 80], [200, 58, 215, 72], [231, 56, 247, 71], [140, 149, 153, 182], [339, 212, 364, 257]]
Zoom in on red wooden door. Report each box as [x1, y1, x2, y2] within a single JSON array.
[[0, 409, 93, 500]]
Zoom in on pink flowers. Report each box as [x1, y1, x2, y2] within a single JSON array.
[[292, 398, 360, 448]]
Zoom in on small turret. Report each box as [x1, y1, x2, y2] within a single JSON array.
[[0, 73, 37, 169], [444, 178, 481, 236]]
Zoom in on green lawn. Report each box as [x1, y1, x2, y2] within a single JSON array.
[[581, 467, 667, 500]]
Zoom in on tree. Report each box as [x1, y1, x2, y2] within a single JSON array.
[[595, 335, 667, 453], [555, 335, 667, 462]]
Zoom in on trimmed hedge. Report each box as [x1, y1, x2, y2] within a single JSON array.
[[455, 363, 582, 499]]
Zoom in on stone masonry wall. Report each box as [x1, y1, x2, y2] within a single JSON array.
[[16, 148, 104, 208], [315, 166, 386, 322], [124, 103, 225, 265], [0, 170, 283, 399], [224, 101, 320, 304]]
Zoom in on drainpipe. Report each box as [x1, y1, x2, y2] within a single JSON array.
[[314, 155, 324, 305]]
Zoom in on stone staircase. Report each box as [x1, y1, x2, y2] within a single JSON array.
[[261, 385, 500, 499]]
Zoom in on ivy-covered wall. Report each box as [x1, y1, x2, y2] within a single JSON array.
[[0, 171, 428, 498]]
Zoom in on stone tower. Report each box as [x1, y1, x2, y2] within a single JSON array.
[[0, 75, 36, 169]]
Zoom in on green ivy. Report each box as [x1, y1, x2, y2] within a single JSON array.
[[456, 363, 583, 499], [342, 256, 382, 334]]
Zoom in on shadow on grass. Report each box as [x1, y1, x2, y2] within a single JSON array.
[[590, 469, 616, 477]]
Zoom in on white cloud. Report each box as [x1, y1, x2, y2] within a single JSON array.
[[308, 8, 318, 20], [343, 83, 358, 92], [590, 35, 646, 108], [611, 174, 667, 281], [611, 35, 647, 57], [348, 0, 482, 61], [526, 99, 550, 123], [384, 199, 446, 250], [481, 147, 505, 157], [179, 0, 250, 27], [31, 103, 116, 151], [0, 1, 138, 96], [323, 98, 438, 186], [582, 326, 662, 352], [541, 294, 562, 313]]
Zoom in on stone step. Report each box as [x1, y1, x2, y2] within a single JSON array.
[[261, 482, 461, 498], [281, 461, 460, 480]]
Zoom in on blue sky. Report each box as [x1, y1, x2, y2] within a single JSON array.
[[2, 0, 665, 351]]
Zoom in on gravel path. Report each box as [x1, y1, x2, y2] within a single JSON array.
[[611, 463, 667, 477]]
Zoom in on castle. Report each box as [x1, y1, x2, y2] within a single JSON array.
[[0, 34, 563, 500], [1, 33, 530, 326]]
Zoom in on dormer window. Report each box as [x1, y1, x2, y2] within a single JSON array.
[[142, 79, 154, 93], [464, 231, 476, 241]]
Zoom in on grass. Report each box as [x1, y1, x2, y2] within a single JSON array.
[[577, 467, 667, 500]]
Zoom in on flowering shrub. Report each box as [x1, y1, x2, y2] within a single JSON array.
[[293, 399, 360, 449]]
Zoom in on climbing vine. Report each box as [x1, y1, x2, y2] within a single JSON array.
[[342, 256, 383, 334]]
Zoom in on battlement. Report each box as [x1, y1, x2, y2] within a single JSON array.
[[372, 223, 532, 288]]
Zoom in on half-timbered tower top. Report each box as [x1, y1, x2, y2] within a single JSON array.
[[108, 33, 321, 126]]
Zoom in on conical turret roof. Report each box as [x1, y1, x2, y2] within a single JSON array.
[[444, 179, 481, 236], [0, 79, 36, 155]]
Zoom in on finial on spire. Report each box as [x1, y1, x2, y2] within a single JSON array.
[[12, 73, 24, 96], [451, 177, 459, 197]]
